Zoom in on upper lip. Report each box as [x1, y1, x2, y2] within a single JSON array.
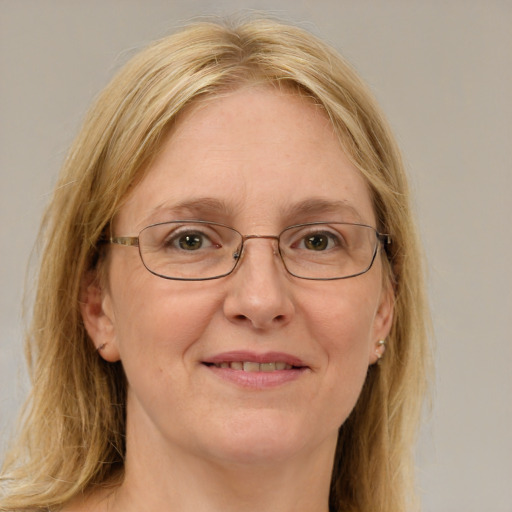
[[202, 351, 307, 368]]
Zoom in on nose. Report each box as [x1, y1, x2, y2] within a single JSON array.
[[222, 237, 295, 330]]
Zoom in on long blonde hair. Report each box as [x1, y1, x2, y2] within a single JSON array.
[[0, 17, 430, 512]]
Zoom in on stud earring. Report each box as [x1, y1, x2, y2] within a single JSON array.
[[375, 339, 386, 362], [97, 343, 107, 352]]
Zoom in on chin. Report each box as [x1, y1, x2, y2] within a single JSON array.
[[192, 410, 337, 466]]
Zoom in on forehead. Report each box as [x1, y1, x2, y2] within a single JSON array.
[[117, 86, 375, 232]]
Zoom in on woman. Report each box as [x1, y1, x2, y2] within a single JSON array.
[[0, 17, 430, 512]]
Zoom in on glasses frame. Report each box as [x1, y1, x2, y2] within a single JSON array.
[[109, 220, 392, 281]]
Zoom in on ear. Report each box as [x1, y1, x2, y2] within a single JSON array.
[[368, 282, 394, 365], [80, 272, 120, 362]]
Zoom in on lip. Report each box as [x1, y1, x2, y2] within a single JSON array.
[[202, 351, 309, 389], [203, 351, 306, 367]]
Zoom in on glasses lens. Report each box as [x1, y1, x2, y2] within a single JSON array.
[[138, 222, 242, 280], [279, 223, 378, 279]]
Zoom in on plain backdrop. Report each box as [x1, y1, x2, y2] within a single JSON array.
[[1, 1, 511, 511]]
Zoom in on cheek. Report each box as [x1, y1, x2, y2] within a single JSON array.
[[297, 281, 380, 409], [117, 290, 217, 354], [108, 256, 221, 369], [302, 281, 378, 353], [110, 280, 225, 429]]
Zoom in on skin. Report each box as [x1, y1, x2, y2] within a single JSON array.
[[79, 86, 393, 512]]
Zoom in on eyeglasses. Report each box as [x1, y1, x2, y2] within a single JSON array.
[[109, 220, 391, 281]]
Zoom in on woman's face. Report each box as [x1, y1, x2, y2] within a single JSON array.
[[83, 87, 393, 467]]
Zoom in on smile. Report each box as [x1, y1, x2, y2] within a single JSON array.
[[202, 351, 309, 388], [208, 361, 295, 371]]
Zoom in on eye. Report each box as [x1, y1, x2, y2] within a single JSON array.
[[296, 231, 340, 251], [164, 228, 218, 251], [303, 233, 331, 251], [177, 232, 205, 251]]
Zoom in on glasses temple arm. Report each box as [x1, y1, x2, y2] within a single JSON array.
[[110, 236, 140, 247]]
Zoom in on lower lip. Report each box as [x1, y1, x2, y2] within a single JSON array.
[[204, 364, 308, 389]]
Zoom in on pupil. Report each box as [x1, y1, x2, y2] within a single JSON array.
[[306, 235, 327, 250], [179, 234, 202, 250]]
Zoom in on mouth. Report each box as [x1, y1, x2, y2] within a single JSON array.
[[201, 351, 309, 388], [204, 361, 298, 372]]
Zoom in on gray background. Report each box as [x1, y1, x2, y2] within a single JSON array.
[[1, 1, 511, 511]]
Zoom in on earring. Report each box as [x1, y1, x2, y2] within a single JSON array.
[[375, 339, 386, 362], [97, 343, 107, 352]]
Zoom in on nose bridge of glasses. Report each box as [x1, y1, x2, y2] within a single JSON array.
[[242, 234, 280, 242], [234, 234, 281, 260]]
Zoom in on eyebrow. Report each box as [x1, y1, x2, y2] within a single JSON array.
[[142, 197, 365, 227], [142, 197, 235, 226], [281, 198, 364, 224]]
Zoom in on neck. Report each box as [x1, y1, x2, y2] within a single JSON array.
[[115, 454, 334, 512], [106, 414, 336, 512]]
